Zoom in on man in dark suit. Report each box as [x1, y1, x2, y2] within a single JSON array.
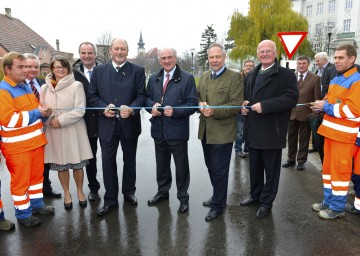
[[73, 42, 102, 202], [282, 56, 321, 171], [309, 52, 334, 155], [240, 40, 298, 219], [88, 38, 146, 216], [24, 53, 61, 199], [197, 43, 243, 221], [145, 48, 197, 213]]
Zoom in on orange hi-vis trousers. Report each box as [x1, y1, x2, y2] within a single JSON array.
[[322, 138, 360, 211], [3, 146, 45, 219]]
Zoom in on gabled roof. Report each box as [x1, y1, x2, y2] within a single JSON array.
[[0, 12, 55, 55]]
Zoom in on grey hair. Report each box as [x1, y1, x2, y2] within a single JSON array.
[[23, 53, 40, 66], [158, 48, 177, 59], [78, 42, 97, 55], [207, 43, 226, 55], [314, 52, 328, 60]]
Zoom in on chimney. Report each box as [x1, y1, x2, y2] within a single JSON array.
[[56, 39, 60, 51], [5, 8, 11, 18]]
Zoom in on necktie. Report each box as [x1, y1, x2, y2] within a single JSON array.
[[116, 66, 120, 72], [211, 72, 216, 80], [29, 80, 40, 100], [163, 73, 170, 94], [298, 74, 304, 87], [88, 70, 92, 81]]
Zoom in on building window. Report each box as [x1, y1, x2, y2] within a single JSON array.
[[317, 2, 324, 14], [327, 22, 334, 29], [306, 5, 312, 16], [315, 23, 323, 35], [308, 25, 311, 35], [314, 43, 320, 52], [345, 0, 352, 9], [329, 0, 335, 12], [343, 19, 351, 32]]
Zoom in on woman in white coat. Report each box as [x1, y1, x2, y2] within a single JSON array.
[[41, 55, 93, 210]]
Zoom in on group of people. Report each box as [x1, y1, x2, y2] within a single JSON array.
[[0, 37, 359, 231]]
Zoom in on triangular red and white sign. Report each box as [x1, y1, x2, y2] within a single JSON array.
[[277, 32, 308, 59]]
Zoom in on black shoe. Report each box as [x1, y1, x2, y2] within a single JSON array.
[[308, 148, 318, 153], [43, 189, 62, 198], [282, 161, 296, 168], [88, 192, 99, 201], [203, 198, 212, 207], [240, 197, 258, 206], [256, 206, 271, 219], [205, 210, 222, 222], [97, 204, 119, 217], [64, 202, 73, 211], [147, 194, 169, 206], [17, 216, 41, 227], [79, 200, 87, 208], [124, 195, 138, 205], [297, 163, 305, 171], [178, 201, 189, 213]]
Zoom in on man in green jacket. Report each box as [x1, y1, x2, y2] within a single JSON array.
[[197, 43, 243, 221]]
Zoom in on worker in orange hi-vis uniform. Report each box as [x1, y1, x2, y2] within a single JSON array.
[[311, 44, 360, 220], [0, 52, 54, 227]]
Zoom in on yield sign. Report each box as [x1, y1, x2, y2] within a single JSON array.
[[277, 31, 308, 59]]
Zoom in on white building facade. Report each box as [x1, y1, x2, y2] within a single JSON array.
[[291, 0, 360, 63]]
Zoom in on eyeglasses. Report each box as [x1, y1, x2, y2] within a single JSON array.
[[53, 66, 67, 70], [258, 50, 274, 55]]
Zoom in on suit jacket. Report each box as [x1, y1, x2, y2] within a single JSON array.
[[197, 68, 243, 144], [72, 59, 102, 138], [88, 61, 146, 142], [317, 62, 334, 98], [290, 71, 321, 122], [244, 60, 299, 149]]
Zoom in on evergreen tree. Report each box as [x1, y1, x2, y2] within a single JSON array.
[[228, 0, 313, 61], [198, 25, 217, 71]]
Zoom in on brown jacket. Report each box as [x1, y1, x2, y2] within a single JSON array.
[[290, 71, 321, 122]]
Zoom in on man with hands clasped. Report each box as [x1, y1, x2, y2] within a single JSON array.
[[89, 38, 146, 217], [145, 48, 197, 213]]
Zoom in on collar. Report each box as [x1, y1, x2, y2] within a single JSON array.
[[261, 63, 275, 72], [4, 76, 21, 87], [112, 61, 126, 71], [164, 66, 176, 79], [212, 66, 225, 76]]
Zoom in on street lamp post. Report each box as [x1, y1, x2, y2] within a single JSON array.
[[190, 48, 195, 75], [327, 32, 332, 55]]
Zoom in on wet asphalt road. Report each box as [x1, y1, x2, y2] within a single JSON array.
[[0, 110, 360, 256]]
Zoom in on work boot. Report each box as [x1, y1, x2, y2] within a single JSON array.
[[17, 216, 41, 227], [312, 202, 328, 212], [32, 205, 55, 215], [318, 208, 346, 220], [0, 219, 15, 231]]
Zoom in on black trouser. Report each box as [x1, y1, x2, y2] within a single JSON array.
[[249, 148, 282, 209], [86, 137, 100, 193], [201, 137, 233, 212], [43, 163, 52, 192], [100, 123, 138, 206], [154, 140, 190, 201]]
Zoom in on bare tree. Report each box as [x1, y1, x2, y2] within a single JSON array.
[[311, 22, 338, 56], [96, 31, 113, 63]]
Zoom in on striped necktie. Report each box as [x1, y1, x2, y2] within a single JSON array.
[[29, 80, 40, 100]]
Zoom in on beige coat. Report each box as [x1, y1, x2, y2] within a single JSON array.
[[41, 73, 93, 165]]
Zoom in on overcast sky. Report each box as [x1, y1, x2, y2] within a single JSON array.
[[1, 0, 249, 58]]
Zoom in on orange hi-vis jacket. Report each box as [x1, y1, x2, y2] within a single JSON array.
[[0, 76, 47, 154], [318, 66, 360, 143]]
